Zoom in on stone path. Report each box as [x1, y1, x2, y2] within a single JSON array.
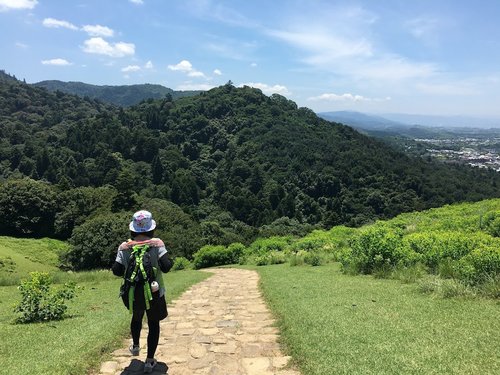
[[98, 268, 301, 375]]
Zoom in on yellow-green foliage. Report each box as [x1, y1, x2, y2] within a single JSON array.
[[192, 243, 244, 269], [342, 199, 500, 285]]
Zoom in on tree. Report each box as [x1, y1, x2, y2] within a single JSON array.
[[0, 179, 57, 237]]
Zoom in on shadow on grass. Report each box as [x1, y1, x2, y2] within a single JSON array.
[[120, 359, 168, 374]]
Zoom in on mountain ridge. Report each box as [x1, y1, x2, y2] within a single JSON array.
[[33, 79, 201, 107]]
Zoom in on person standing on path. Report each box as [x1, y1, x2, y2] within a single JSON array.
[[112, 210, 172, 373]]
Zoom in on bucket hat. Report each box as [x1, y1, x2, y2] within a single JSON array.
[[129, 210, 156, 233]]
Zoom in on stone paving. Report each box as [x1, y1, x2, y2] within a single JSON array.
[[97, 268, 301, 375]]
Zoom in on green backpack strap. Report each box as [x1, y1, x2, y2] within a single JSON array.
[[127, 244, 154, 313]]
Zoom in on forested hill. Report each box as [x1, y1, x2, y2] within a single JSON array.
[[33, 80, 201, 107], [0, 73, 499, 254]]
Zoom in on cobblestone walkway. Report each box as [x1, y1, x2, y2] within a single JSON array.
[[98, 268, 301, 375]]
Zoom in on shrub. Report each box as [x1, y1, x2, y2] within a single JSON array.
[[247, 237, 291, 256], [268, 251, 286, 265], [304, 252, 323, 266], [0, 178, 57, 237], [192, 243, 244, 269], [255, 254, 270, 266], [14, 272, 77, 323], [346, 225, 408, 274], [401, 231, 493, 272], [482, 211, 500, 237], [457, 244, 500, 285], [171, 257, 191, 271], [64, 212, 130, 270]]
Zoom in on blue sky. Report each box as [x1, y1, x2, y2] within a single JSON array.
[[1, 0, 500, 117]]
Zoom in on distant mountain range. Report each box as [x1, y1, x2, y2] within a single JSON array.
[[319, 111, 500, 133], [33, 80, 201, 107]]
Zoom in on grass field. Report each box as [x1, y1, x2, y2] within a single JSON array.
[[0, 236, 68, 285], [0, 270, 210, 375], [257, 263, 500, 375]]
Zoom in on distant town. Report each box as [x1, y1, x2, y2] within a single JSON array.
[[414, 137, 500, 172]]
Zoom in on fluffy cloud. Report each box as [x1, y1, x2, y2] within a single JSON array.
[[129, 0, 143, 4], [239, 82, 290, 96], [121, 65, 141, 72], [144, 60, 153, 69], [82, 37, 135, 57], [0, 0, 37, 11], [42, 18, 78, 30], [307, 93, 391, 102], [82, 24, 114, 37], [213, 69, 222, 75], [168, 60, 206, 78], [176, 82, 215, 91], [41, 58, 72, 66]]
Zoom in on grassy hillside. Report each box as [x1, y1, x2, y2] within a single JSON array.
[[194, 198, 500, 297], [0, 236, 68, 285]]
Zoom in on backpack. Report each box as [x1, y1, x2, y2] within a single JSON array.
[[119, 243, 159, 313]]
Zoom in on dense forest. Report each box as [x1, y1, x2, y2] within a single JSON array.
[[33, 80, 200, 107], [1, 70, 499, 265]]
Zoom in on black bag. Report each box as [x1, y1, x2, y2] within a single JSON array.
[[119, 244, 158, 311]]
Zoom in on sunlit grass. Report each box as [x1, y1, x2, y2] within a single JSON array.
[[258, 263, 500, 375], [0, 269, 210, 375]]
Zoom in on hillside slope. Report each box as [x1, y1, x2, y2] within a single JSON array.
[[1, 75, 499, 244]]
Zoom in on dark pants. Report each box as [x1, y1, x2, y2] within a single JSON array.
[[130, 294, 168, 359]]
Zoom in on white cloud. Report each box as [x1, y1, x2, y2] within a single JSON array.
[[176, 82, 215, 91], [239, 82, 290, 96], [0, 0, 37, 11], [168, 60, 194, 72], [121, 65, 141, 72], [82, 37, 135, 57], [15, 41, 28, 48], [42, 17, 78, 30], [82, 24, 114, 37], [129, 0, 143, 4], [308, 93, 391, 102], [144, 60, 153, 69], [41, 58, 72, 66], [250, 62, 257, 67], [168, 60, 206, 78], [268, 28, 373, 62], [213, 69, 222, 75]]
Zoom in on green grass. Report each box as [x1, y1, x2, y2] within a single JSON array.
[[0, 269, 210, 375], [257, 263, 500, 375], [0, 236, 68, 285]]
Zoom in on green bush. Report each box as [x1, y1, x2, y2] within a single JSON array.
[[64, 212, 130, 270], [304, 252, 323, 266], [345, 225, 409, 274], [0, 179, 57, 237], [192, 243, 244, 269], [247, 237, 291, 256], [482, 211, 500, 237], [457, 244, 500, 285], [14, 272, 77, 323], [402, 231, 493, 272], [172, 256, 191, 271]]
